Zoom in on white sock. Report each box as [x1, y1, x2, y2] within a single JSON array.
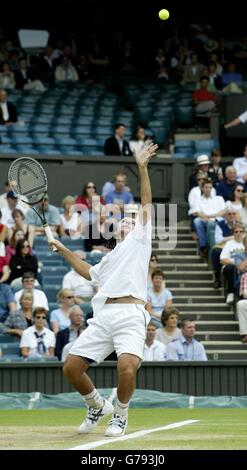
[[83, 388, 104, 409], [114, 397, 129, 417]]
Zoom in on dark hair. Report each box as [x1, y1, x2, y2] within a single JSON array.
[[230, 184, 244, 202], [9, 227, 25, 248], [16, 239, 29, 256], [33, 307, 47, 319], [200, 75, 209, 82], [211, 149, 221, 157], [115, 123, 126, 130], [161, 307, 180, 327], [181, 318, 195, 328], [147, 321, 157, 328], [151, 269, 164, 280], [12, 208, 24, 219], [202, 178, 213, 187], [22, 271, 35, 281], [150, 252, 158, 262], [82, 181, 97, 197], [131, 126, 144, 141]]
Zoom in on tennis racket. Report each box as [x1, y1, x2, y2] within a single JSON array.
[[8, 156, 57, 252]]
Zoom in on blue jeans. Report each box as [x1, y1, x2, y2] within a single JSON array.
[[194, 218, 215, 249]]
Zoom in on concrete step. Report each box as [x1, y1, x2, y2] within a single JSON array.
[[180, 312, 234, 321], [173, 296, 225, 303], [166, 280, 214, 287], [206, 351, 247, 360], [172, 289, 222, 296], [157, 248, 198, 255], [158, 256, 206, 264], [195, 321, 238, 331], [197, 332, 239, 341], [165, 272, 213, 280], [159, 264, 212, 271], [203, 341, 245, 350], [175, 304, 231, 312]]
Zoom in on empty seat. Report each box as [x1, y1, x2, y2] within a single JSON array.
[[194, 139, 219, 153], [12, 136, 33, 145]]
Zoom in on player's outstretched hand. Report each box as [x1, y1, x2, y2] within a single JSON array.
[[134, 143, 158, 167], [48, 239, 66, 253]]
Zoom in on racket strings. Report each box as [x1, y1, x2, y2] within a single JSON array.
[[8, 157, 47, 205]]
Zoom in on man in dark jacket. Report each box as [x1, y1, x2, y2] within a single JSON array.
[[104, 123, 132, 156], [55, 306, 84, 360], [0, 89, 17, 126]]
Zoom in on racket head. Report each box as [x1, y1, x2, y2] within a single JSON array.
[[8, 156, 48, 206]]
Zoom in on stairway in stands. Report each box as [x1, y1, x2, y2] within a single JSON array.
[[153, 222, 247, 360]]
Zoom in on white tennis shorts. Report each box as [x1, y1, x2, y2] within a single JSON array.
[[69, 303, 150, 363]]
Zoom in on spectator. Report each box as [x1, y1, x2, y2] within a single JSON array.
[[25, 195, 61, 237], [6, 227, 25, 261], [8, 209, 35, 248], [0, 89, 17, 126], [181, 52, 204, 85], [221, 63, 243, 88], [209, 52, 223, 76], [0, 181, 11, 209], [20, 307, 55, 359], [207, 61, 222, 91], [208, 149, 224, 184], [188, 171, 213, 216], [193, 178, 226, 257], [50, 288, 78, 334], [0, 252, 10, 284], [211, 208, 237, 288], [8, 239, 38, 285], [233, 145, 247, 184], [226, 184, 245, 214], [170, 45, 188, 82], [166, 319, 208, 361], [155, 307, 181, 345], [15, 57, 46, 91], [87, 43, 109, 81], [154, 47, 169, 80], [102, 171, 130, 199], [239, 193, 247, 229], [39, 46, 55, 82], [220, 223, 245, 304], [146, 270, 173, 327], [105, 172, 134, 221], [143, 321, 167, 361], [0, 282, 16, 322], [60, 195, 79, 237], [129, 126, 152, 155], [224, 110, 247, 130], [55, 305, 84, 360], [15, 272, 49, 310], [77, 54, 91, 82], [147, 253, 158, 289], [104, 123, 132, 156], [0, 62, 16, 89], [55, 55, 79, 82], [1, 191, 27, 229], [3, 290, 33, 338], [75, 182, 105, 227], [84, 215, 108, 253], [216, 166, 238, 201], [189, 154, 211, 190], [62, 250, 97, 302], [0, 209, 8, 244], [192, 76, 217, 115]]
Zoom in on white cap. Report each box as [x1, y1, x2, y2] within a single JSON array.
[[197, 154, 210, 165]]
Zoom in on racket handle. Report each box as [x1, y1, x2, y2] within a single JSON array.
[[44, 225, 58, 252]]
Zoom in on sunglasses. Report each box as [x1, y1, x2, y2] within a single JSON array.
[[22, 244, 30, 248], [236, 189, 244, 192], [24, 278, 34, 282], [151, 258, 157, 262], [234, 230, 244, 233], [87, 185, 95, 189], [36, 315, 46, 319], [227, 213, 236, 215], [65, 296, 74, 299]]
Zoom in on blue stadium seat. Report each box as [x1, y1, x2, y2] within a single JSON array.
[[49, 302, 59, 311], [29, 124, 50, 136], [55, 137, 77, 147], [175, 106, 194, 126], [1, 344, 20, 355], [194, 139, 219, 153], [38, 148, 62, 155], [8, 124, 29, 134], [12, 136, 34, 145], [0, 334, 20, 343], [43, 286, 60, 302], [33, 136, 56, 147], [14, 147, 39, 154], [0, 146, 16, 153], [62, 150, 84, 156]]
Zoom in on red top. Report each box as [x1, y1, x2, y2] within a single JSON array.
[[0, 223, 5, 234], [192, 89, 216, 102], [0, 256, 9, 274], [75, 195, 105, 210]]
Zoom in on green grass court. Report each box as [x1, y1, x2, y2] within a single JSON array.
[[0, 408, 247, 450]]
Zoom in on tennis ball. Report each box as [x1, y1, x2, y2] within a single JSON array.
[[159, 9, 170, 20]]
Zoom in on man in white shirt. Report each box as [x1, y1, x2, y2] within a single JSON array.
[[0, 181, 11, 209], [233, 145, 247, 184], [49, 142, 158, 438], [143, 322, 166, 361], [20, 307, 55, 358], [193, 178, 226, 256], [62, 250, 97, 302], [15, 272, 49, 311]]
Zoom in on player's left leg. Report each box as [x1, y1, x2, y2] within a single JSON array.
[[105, 353, 140, 437]]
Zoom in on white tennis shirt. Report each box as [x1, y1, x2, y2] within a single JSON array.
[[89, 212, 152, 316]]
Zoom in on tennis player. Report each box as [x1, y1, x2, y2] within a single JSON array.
[[49, 142, 158, 437]]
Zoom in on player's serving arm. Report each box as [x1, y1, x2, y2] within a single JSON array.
[[49, 142, 158, 438]]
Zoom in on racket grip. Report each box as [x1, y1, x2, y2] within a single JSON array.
[[44, 225, 58, 252]]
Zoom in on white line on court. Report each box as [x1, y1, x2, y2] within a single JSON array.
[[69, 419, 200, 450]]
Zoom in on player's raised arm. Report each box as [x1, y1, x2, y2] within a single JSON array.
[[133, 143, 158, 224], [48, 239, 92, 280]]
